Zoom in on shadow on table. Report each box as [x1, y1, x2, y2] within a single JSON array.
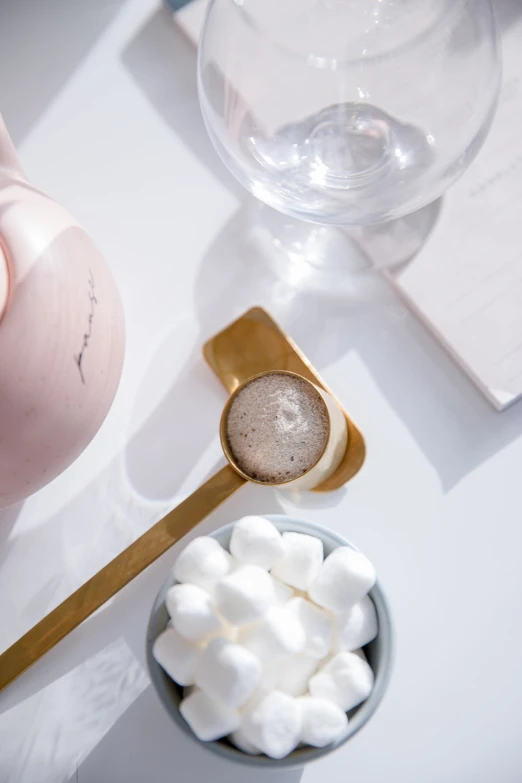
[[0, 502, 24, 554], [121, 7, 522, 496], [208, 208, 522, 493], [494, 0, 522, 32], [0, 0, 517, 151], [123, 195, 522, 498], [0, 0, 128, 144], [124, 311, 350, 509], [121, 5, 243, 201], [66, 688, 304, 783], [0, 460, 285, 715], [124, 317, 226, 501], [0, 459, 288, 779]]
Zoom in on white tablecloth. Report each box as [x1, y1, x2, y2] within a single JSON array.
[[1, 1, 522, 782]]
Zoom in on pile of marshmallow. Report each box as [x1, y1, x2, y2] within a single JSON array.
[[153, 516, 378, 760]]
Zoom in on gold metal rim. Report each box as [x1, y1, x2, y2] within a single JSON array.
[[219, 369, 331, 487]]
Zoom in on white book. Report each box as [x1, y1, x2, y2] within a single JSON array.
[[388, 13, 522, 411]]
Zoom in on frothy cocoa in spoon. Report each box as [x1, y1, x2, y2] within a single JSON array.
[[225, 373, 329, 483]]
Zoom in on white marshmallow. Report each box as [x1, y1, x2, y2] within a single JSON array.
[[240, 685, 273, 714], [172, 536, 233, 591], [229, 728, 262, 755], [287, 597, 333, 659], [260, 661, 281, 691], [236, 619, 261, 646], [298, 696, 348, 747], [309, 652, 374, 711], [152, 626, 199, 686], [275, 654, 318, 697], [319, 647, 367, 671], [272, 577, 295, 604], [206, 617, 239, 644], [308, 672, 342, 709], [195, 637, 262, 708], [230, 516, 285, 570], [243, 605, 305, 660], [220, 623, 240, 643], [308, 546, 376, 613], [271, 532, 323, 590], [333, 595, 378, 653], [215, 565, 275, 625], [241, 690, 301, 759], [180, 688, 240, 741], [166, 583, 224, 642]]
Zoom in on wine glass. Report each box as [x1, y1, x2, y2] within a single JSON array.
[[198, 0, 500, 288]]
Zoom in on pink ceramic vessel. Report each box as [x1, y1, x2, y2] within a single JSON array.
[[0, 115, 125, 507]]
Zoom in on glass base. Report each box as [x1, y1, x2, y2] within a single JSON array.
[[245, 197, 442, 297]]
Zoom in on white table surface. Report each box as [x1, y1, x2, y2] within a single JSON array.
[[1, 1, 522, 782]]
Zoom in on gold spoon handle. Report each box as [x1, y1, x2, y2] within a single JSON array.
[[0, 464, 246, 693]]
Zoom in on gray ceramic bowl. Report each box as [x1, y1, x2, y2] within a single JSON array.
[[146, 515, 394, 769]]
